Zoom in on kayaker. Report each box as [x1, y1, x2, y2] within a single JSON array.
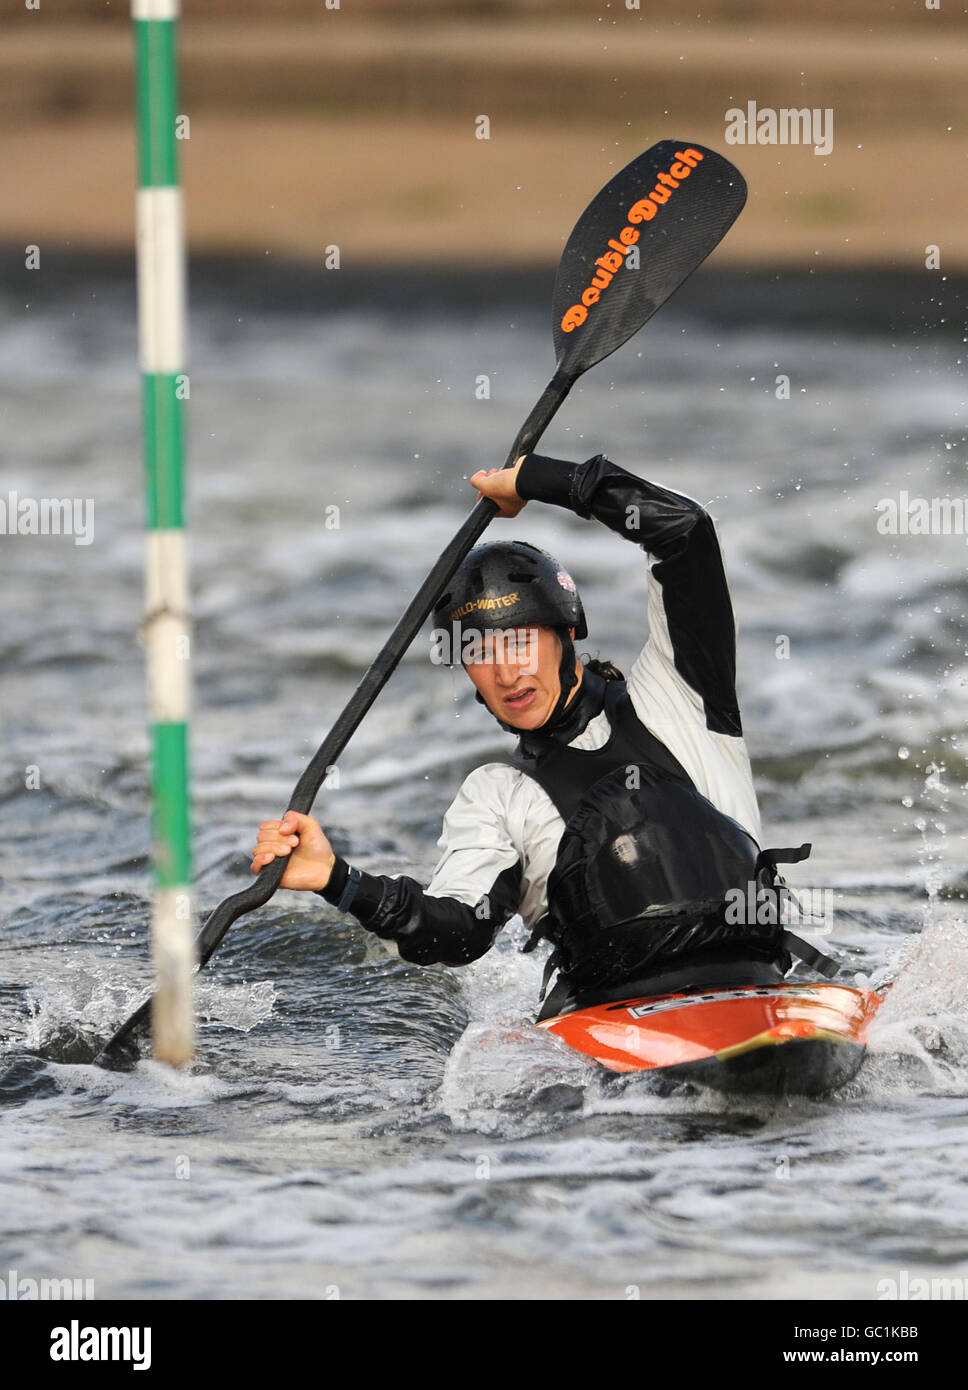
[[251, 451, 822, 1019]]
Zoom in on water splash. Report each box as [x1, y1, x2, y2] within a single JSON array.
[[914, 759, 955, 919], [435, 924, 598, 1133], [438, 1019, 596, 1136], [864, 912, 968, 1093], [20, 965, 276, 1066], [849, 753, 968, 1093], [195, 978, 277, 1032], [23, 967, 141, 1064]]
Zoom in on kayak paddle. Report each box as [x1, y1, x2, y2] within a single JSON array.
[[96, 140, 746, 1068]]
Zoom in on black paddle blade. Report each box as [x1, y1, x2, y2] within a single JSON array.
[[552, 141, 746, 375]]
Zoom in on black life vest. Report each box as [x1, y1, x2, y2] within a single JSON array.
[[512, 677, 830, 1015]]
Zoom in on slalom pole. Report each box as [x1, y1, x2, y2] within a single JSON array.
[[132, 0, 193, 1063]]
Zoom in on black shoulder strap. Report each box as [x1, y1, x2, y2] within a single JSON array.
[[753, 843, 841, 977], [780, 931, 842, 979], [755, 842, 812, 873]]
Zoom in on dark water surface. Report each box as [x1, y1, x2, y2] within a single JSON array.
[[0, 259, 966, 1299]]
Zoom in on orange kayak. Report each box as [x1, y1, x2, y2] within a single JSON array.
[[539, 981, 884, 1096]]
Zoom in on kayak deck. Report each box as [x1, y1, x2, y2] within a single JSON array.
[[539, 982, 882, 1097]]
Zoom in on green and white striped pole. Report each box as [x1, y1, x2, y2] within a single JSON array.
[[133, 0, 193, 1064]]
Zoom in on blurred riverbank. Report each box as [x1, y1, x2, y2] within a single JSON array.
[[3, 4, 966, 268]]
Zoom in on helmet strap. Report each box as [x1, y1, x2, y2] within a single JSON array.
[[539, 627, 579, 730]]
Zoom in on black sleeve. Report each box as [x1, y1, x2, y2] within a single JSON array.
[[317, 855, 524, 967], [516, 451, 742, 737]]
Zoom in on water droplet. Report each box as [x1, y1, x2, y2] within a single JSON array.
[[898, 746, 910, 760]]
